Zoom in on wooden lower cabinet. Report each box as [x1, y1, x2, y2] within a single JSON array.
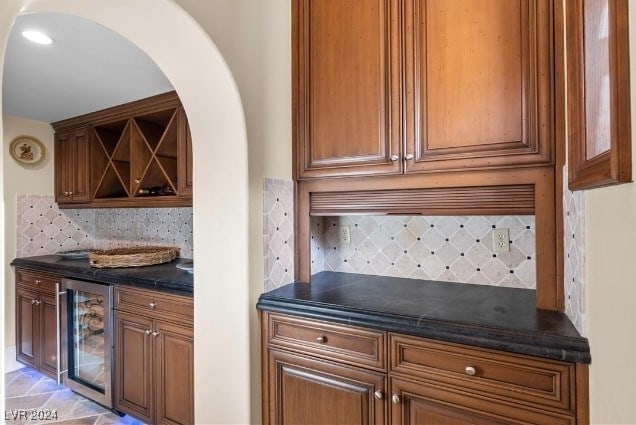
[[267, 349, 386, 424], [15, 270, 63, 379], [114, 287, 193, 425], [261, 312, 587, 425], [390, 377, 574, 425]]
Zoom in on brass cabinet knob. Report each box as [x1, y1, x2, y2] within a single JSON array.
[[374, 390, 384, 400], [149, 302, 157, 309], [316, 335, 326, 344], [391, 394, 401, 404], [465, 366, 476, 376], [69, 191, 73, 195], [390, 155, 399, 162], [31, 299, 37, 304], [35, 279, 41, 284], [405, 153, 414, 160], [145, 329, 152, 335], [151, 331, 160, 337], [134, 178, 140, 184]]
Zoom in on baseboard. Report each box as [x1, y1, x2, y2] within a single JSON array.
[[4, 346, 25, 373]]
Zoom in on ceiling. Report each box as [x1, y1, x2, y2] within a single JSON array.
[[2, 12, 173, 123]]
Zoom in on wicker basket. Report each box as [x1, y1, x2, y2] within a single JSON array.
[[88, 246, 179, 268]]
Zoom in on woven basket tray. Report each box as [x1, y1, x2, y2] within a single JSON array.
[[88, 246, 179, 268]]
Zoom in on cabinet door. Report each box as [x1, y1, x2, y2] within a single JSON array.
[[54, 129, 91, 203], [54, 132, 73, 203], [71, 128, 91, 202], [389, 377, 574, 425], [114, 311, 154, 424], [404, 0, 553, 172], [178, 107, 193, 197], [295, 0, 402, 178], [268, 349, 386, 425], [16, 287, 39, 368], [38, 294, 58, 379], [154, 321, 194, 425]]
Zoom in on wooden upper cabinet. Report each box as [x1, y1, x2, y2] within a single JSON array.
[[295, 0, 402, 178], [53, 92, 193, 208], [54, 127, 91, 203], [566, 0, 631, 190], [405, 0, 553, 172], [294, 0, 554, 179]]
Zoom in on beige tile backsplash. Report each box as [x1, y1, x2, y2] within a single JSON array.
[[563, 166, 585, 335], [16, 195, 193, 259], [311, 215, 537, 289]]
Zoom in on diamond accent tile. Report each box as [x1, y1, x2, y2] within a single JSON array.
[[310, 215, 537, 289]]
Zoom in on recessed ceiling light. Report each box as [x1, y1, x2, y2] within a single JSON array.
[[22, 30, 53, 45]]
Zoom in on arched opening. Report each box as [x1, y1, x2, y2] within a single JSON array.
[[0, 0, 251, 423]]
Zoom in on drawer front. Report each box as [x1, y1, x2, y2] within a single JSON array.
[[267, 313, 386, 371], [114, 286, 193, 324], [15, 269, 60, 295], [390, 334, 574, 413]]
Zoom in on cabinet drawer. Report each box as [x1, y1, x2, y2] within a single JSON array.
[[390, 334, 574, 413], [15, 269, 60, 295], [114, 286, 193, 324], [266, 313, 386, 371]]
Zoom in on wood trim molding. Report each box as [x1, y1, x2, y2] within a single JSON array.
[[51, 91, 180, 131], [566, 0, 632, 190], [295, 167, 560, 311], [310, 185, 535, 216]]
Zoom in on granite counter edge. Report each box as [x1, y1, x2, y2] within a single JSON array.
[[11, 259, 193, 297], [256, 297, 591, 364]]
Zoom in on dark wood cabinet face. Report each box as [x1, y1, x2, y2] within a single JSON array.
[[155, 322, 194, 425], [39, 294, 58, 378], [115, 311, 154, 424], [405, 0, 553, 172], [16, 287, 38, 367], [54, 129, 90, 204], [268, 349, 386, 425], [295, 0, 402, 178], [566, 0, 631, 190]]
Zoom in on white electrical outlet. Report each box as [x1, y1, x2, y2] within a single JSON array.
[[339, 225, 351, 245], [492, 228, 510, 252]]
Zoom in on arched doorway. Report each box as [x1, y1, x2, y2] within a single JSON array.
[[0, 0, 251, 423]]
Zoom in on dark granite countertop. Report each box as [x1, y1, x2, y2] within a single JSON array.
[[257, 271, 590, 364], [11, 255, 193, 296]]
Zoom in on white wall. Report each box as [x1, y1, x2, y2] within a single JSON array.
[[585, 4, 636, 424], [2, 115, 55, 350], [1, 0, 253, 423]]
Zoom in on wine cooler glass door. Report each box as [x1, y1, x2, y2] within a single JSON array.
[[63, 279, 113, 408]]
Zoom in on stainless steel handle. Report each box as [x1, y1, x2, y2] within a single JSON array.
[[149, 302, 157, 309], [390, 155, 399, 162], [465, 366, 476, 376], [405, 153, 414, 160], [392, 394, 401, 404], [55, 282, 68, 386], [316, 335, 326, 344], [374, 390, 384, 400], [151, 331, 160, 337], [145, 329, 152, 335]]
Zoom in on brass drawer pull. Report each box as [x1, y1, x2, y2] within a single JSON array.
[[392, 394, 401, 404], [374, 390, 384, 400], [316, 335, 327, 344], [149, 302, 157, 309], [465, 366, 476, 376]]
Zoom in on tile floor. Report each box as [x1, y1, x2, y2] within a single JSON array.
[[4, 367, 144, 425]]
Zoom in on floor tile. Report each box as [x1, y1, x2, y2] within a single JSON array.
[[5, 393, 53, 410]]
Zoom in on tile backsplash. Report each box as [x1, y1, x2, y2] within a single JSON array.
[[311, 215, 536, 289], [16, 195, 193, 259], [263, 179, 294, 291], [563, 166, 585, 335]]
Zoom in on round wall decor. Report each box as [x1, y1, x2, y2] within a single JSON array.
[[9, 135, 45, 165]]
